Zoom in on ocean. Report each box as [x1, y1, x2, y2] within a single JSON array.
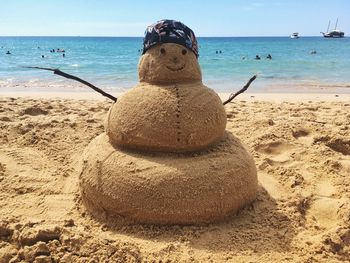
[[1, 36, 350, 93]]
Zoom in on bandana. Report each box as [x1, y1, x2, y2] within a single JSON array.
[[142, 19, 199, 58]]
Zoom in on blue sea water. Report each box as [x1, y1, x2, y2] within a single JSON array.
[[1, 36, 350, 92]]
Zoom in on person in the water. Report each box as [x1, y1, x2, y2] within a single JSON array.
[[255, 55, 261, 60], [267, 54, 272, 59]]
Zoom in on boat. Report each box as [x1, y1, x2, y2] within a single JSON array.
[[290, 32, 299, 39], [321, 19, 345, 38]]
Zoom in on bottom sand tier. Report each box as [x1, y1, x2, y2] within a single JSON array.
[[79, 132, 257, 225]]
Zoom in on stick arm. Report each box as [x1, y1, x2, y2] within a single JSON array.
[[222, 75, 257, 105], [22, 67, 117, 102]]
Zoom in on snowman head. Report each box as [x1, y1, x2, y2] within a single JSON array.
[[138, 19, 202, 84]]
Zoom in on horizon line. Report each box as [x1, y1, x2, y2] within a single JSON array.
[[0, 35, 339, 38]]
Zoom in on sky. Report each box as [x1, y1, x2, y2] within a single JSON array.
[[0, 0, 349, 37]]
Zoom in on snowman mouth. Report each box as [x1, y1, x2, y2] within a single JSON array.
[[166, 64, 186, 71]]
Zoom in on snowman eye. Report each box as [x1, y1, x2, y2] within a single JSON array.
[[182, 49, 187, 55], [160, 48, 166, 54]]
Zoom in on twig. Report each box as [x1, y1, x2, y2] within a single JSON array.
[[222, 75, 257, 105], [22, 66, 117, 102]]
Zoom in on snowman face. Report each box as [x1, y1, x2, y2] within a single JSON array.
[[138, 43, 202, 84]]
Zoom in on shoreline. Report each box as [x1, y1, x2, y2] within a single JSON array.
[[1, 90, 349, 102], [1, 74, 350, 96]]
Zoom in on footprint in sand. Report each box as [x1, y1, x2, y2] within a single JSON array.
[[315, 178, 337, 198], [292, 127, 313, 146], [306, 197, 344, 230], [306, 178, 346, 230], [255, 141, 291, 155], [19, 106, 49, 116], [326, 138, 350, 156], [258, 172, 289, 200], [255, 141, 295, 164]]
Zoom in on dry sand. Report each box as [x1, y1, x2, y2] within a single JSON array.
[[0, 92, 349, 262]]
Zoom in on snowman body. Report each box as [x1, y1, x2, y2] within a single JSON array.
[[79, 39, 257, 225]]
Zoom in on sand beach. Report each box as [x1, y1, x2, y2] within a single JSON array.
[[1, 0, 350, 261], [0, 91, 349, 262]]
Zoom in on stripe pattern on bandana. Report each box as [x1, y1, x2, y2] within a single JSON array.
[[142, 19, 199, 58]]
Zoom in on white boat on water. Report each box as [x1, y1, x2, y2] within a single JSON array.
[[290, 32, 299, 39], [321, 19, 345, 38]]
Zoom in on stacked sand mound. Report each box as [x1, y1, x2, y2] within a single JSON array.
[[105, 81, 227, 152], [80, 132, 257, 224], [80, 20, 257, 224]]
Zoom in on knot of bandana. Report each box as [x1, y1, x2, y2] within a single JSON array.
[[142, 19, 199, 58]]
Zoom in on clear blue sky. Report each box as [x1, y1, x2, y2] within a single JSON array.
[[1, 0, 349, 37]]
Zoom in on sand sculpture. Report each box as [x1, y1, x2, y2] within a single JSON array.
[[31, 20, 258, 225]]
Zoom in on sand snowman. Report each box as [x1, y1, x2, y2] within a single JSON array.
[[80, 20, 257, 225]]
